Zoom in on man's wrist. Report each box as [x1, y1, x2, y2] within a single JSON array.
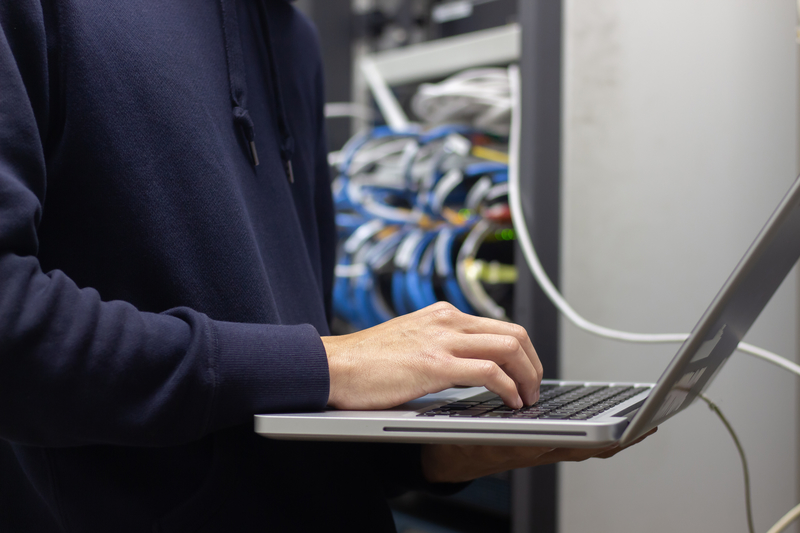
[[321, 335, 346, 408]]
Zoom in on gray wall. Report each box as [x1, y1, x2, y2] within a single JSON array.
[[558, 1, 799, 532]]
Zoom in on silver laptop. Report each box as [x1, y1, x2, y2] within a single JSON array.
[[255, 174, 800, 448]]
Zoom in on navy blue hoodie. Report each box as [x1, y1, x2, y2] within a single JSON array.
[[0, 1, 435, 530]]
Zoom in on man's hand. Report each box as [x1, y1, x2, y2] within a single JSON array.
[[421, 429, 658, 483], [322, 302, 542, 410]]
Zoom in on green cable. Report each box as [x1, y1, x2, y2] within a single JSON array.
[[697, 393, 754, 533]]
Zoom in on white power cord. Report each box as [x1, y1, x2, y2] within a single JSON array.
[[767, 503, 800, 533], [796, 0, 800, 44], [506, 64, 800, 380]]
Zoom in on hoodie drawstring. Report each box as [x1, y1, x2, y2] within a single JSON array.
[[233, 106, 259, 166], [256, 1, 296, 184], [219, 0, 260, 166], [219, 0, 296, 184]]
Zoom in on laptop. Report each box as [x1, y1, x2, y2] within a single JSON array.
[[255, 174, 800, 448]]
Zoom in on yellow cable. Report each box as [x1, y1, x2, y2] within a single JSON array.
[[463, 258, 518, 284], [471, 145, 509, 164]]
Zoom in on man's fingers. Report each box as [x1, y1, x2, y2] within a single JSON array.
[[448, 333, 540, 405], [446, 358, 524, 409], [419, 303, 543, 404], [470, 319, 541, 382], [593, 428, 658, 458], [430, 307, 540, 367]]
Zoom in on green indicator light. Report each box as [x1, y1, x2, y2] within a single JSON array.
[[492, 229, 517, 241]]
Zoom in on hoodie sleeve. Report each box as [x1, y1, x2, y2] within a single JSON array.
[[0, 1, 329, 448]]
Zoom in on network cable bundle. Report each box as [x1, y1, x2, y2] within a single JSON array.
[[411, 68, 512, 136], [331, 69, 517, 331]]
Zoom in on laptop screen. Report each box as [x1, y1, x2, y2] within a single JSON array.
[[624, 176, 800, 441]]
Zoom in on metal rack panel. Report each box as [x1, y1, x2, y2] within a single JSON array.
[[364, 23, 520, 86]]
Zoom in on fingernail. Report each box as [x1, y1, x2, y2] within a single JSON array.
[[526, 395, 535, 407]]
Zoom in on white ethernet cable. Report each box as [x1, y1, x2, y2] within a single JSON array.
[[411, 68, 512, 135], [506, 64, 800, 379]]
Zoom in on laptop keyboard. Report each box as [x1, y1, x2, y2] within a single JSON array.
[[417, 384, 649, 420]]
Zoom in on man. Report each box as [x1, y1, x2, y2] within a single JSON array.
[[0, 0, 648, 530]]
